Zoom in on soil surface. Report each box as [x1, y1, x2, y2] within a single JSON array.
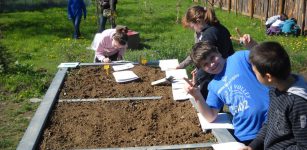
[[39, 65, 215, 149]]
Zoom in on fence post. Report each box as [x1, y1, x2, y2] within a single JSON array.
[[250, 0, 254, 18], [228, 0, 231, 13], [265, 0, 269, 20], [235, 0, 238, 15], [302, 0, 306, 35], [278, 0, 284, 15]]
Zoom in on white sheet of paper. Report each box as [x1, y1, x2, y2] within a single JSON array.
[[165, 69, 188, 79], [172, 88, 192, 100], [197, 113, 234, 130], [57, 62, 79, 68], [112, 71, 139, 83], [212, 142, 245, 150], [159, 59, 179, 71], [171, 79, 192, 100], [112, 63, 134, 71]]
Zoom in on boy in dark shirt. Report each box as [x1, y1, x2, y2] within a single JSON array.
[[240, 41, 307, 150]]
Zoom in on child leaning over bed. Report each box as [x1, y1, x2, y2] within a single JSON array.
[[239, 41, 307, 150], [95, 25, 128, 63]]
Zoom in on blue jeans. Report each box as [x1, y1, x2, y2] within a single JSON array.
[[72, 15, 82, 39], [99, 15, 107, 32], [99, 14, 116, 32]]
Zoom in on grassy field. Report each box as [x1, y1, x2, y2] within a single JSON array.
[[0, 0, 306, 149]]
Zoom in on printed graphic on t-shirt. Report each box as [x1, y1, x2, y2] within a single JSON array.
[[218, 74, 251, 115]]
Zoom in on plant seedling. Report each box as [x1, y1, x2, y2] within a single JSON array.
[[141, 57, 147, 65], [104, 64, 110, 75]]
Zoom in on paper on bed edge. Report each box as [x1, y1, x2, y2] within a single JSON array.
[[57, 62, 80, 68], [212, 142, 245, 150], [197, 113, 234, 130]]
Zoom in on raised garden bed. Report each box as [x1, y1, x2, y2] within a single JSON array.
[[17, 63, 236, 150]]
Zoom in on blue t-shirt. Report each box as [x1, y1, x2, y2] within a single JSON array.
[[206, 50, 269, 141]]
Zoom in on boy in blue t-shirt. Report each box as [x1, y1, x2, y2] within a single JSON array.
[[240, 42, 307, 150], [185, 41, 269, 145]]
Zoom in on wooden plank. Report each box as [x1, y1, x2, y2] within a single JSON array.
[[17, 68, 68, 150], [302, 0, 306, 34], [249, 0, 254, 18], [59, 96, 163, 102], [278, 0, 284, 15], [235, 0, 238, 15], [228, 0, 231, 12], [265, 0, 270, 20]]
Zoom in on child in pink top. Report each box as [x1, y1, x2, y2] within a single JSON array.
[[95, 26, 128, 63]]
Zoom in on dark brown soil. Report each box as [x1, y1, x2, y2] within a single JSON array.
[[39, 65, 215, 149]]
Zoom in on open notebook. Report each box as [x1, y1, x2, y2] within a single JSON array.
[[112, 71, 139, 83], [112, 63, 134, 71]]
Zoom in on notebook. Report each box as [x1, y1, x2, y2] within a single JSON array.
[[112, 70, 139, 83]]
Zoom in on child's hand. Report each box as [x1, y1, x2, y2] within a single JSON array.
[[175, 65, 182, 69], [239, 34, 258, 49], [238, 146, 253, 150], [103, 58, 111, 63], [239, 34, 251, 45], [183, 77, 202, 101], [191, 69, 197, 86]]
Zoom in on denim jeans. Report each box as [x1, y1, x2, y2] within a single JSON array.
[[99, 15, 107, 32], [72, 15, 82, 39], [98, 13, 116, 32]]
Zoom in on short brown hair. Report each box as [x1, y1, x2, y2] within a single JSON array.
[[249, 42, 291, 80], [182, 6, 219, 28], [190, 41, 219, 68], [113, 25, 129, 45]]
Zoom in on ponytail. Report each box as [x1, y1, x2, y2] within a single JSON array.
[[204, 7, 219, 25], [182, 5, 219, 28], [113, 25, 128, 45]]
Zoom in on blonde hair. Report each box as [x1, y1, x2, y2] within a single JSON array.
[[113, 25, 129, 45], [182, 6, 219, 28]]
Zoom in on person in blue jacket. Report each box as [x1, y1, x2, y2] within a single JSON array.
[[185, 41, 269, 145], [68, 0, 87, 39]]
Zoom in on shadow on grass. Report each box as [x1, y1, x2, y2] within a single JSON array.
[[0, 44, 13, 73], [0, 13, 74, 39], [0, 3, 67, 13]]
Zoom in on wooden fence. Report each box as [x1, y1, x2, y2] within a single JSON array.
[[206, 0, 306, 35]]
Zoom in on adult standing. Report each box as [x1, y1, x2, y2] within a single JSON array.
[[97, 0, 117, 32], [177, 5, 234, 98], [68, 0, 87, 39]]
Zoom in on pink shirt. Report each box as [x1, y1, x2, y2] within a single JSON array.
[[95, 29, 126, 61]]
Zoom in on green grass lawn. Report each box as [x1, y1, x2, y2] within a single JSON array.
[[0, 0, 306, 149]]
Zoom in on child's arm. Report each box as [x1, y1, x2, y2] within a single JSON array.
[[184, 77, 219, 122], [176, 56, 192, 69], [240, 34, 258, 50], [247, 123, 267, 150]]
